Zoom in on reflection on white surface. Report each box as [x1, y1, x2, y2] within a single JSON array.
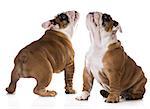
[[2, 80, 149, 109], [7, 95, 20, 109], [31, 97, 56, 109], [5, 92, 149, 109]]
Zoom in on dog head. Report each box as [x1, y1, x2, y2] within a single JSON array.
[[101, 13, 122, 36], [86, 12, 122, 39], [42, 11, 79, 38]]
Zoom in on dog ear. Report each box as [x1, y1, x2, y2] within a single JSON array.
[[105, 22, 113, 32], [41, 20, 54, 29], [112, 24, 122, 34]]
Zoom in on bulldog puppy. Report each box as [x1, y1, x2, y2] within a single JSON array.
[[6, 11, 79, 97], [76, 12, 147, 103]]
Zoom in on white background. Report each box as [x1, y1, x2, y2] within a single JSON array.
[[0, 0, 150, 109]]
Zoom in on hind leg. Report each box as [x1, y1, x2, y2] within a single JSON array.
[[122, 77, 147, 100], [100, 90, 109, 98], [6, 67, 20, 94], [33, 72, 57, 97]]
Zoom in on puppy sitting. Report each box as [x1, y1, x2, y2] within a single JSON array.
[[6, 11, 79, 97], [76, 12, 147, 103]]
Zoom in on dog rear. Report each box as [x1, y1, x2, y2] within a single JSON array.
[[6, 11, 79, 96]]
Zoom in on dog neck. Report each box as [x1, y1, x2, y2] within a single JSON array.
[[54, 25, 73, 40], [90, 31, 118, 49], [89, 28, 101, 47]]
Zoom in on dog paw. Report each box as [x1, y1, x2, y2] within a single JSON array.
[[47, 90, 57, 97], [34, 89, 57, 97], [124, 94, 143, 100], [65, 89, 76, 94], [105, 93, 119, 103], [75, 91, 90, 100], [6, 87, 15, 94]]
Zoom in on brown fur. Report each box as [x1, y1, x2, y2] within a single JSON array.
[[54, 17, 69, 28], [82, 40, 147, 102], [105, 21, 113, 32], [6, 30, 75, 96]]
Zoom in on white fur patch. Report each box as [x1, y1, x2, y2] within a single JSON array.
[[85, 37, 116, 83], [85, 12, 117, 83], [55, 25, 73, 40], [75, 91, 90, 100]]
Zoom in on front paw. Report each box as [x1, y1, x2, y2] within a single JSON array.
[[75, 91, 90, 100], [65, 89, 76, 94], [105, 93, 119, 103]]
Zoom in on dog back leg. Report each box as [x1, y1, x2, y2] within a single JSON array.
[[33, 73, 57, 97], [33, 63, 57, 97], [100, 90, 109, 98], [33, 75, 57, 97], [122, 76, 147, 100], [6, 65, 20, 94]]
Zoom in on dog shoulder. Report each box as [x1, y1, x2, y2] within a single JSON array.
[[103, 46, 125, 70]]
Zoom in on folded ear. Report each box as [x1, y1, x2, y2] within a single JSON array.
[[112, 24, 122, 34], [118, 24, 122, 33], [41, 20, 54, 29]]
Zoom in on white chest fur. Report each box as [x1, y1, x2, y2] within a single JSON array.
[[85, 37, 117, 83], [85, 45, 107, 83]]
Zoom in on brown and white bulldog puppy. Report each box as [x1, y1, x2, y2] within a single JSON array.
[[76, 12, 147, 103], [6, 10, 79, 97]]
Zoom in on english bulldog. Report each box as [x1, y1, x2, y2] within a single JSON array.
[[6, 10, 79, 97], [76, 12, 147, 103]]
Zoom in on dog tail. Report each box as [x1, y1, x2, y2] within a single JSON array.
[[13, 50, 28, 77], [100, 90, 109, 98], [14, 49, 28, 63]]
